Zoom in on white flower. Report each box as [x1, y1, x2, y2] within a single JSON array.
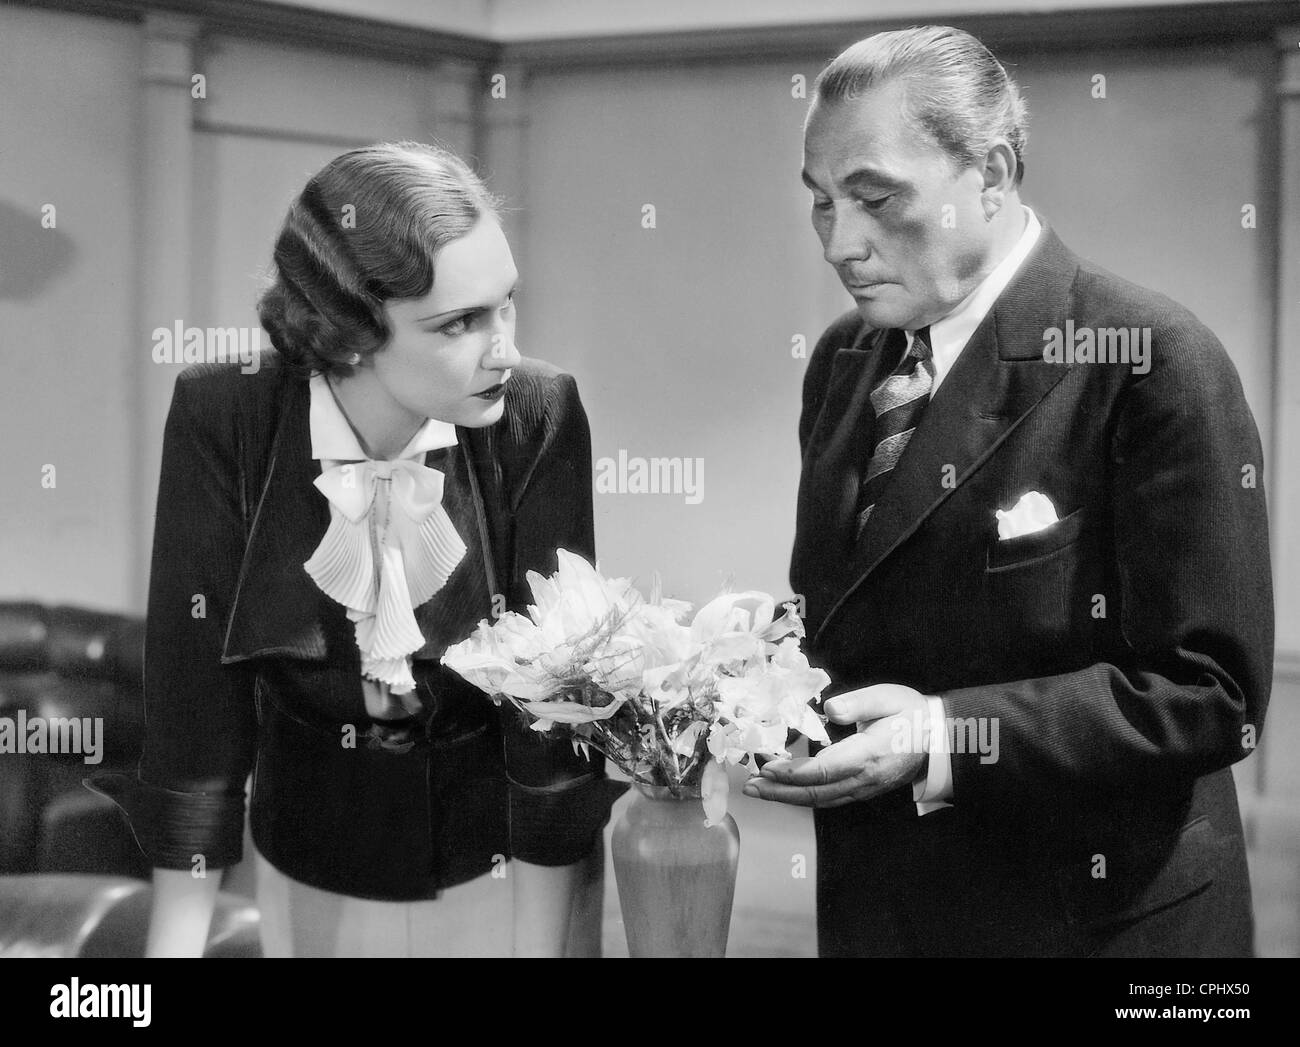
[[442, 549, 833, 798], [525, 549, 639, 646], [616, 600, 694, 669], [521, 693, 627, 733], [714, 639, 830, 747], [442, 614, 551, 701], [690, 592, 808, 673]]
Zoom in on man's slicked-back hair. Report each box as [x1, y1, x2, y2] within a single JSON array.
[[814, 25, 1029, 185], [257, 140, 501, 379]]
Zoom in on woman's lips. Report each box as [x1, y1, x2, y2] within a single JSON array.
[[473, 382, 507, 401]]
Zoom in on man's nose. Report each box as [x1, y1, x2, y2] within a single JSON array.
[[822, 206, 870, 268]]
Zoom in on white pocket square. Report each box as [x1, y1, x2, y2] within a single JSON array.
[[995, 491, 1059, 540]]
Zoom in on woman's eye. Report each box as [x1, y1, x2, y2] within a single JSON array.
[[439, 315, 471, 337], [500, 291, 516, 316]]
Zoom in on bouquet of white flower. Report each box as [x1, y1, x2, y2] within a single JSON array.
[[441, 550, 831, 825]]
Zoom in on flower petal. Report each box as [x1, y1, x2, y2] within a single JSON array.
[[701, 759, 730, 827]]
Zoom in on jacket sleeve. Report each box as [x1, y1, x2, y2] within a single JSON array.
[[86, 370, 257, 870], [938, 319, 1273, 814], [496, 372, 627, 865]]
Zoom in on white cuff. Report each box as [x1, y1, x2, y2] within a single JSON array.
[[912, 696, 953, 815]]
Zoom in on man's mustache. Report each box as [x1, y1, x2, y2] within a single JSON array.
[[839, 269, 888, 284]]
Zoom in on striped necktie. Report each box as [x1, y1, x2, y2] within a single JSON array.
[[854, 326, 935, 540]]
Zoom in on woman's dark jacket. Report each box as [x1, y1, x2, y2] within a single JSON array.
[[89, 352, 625, 901]]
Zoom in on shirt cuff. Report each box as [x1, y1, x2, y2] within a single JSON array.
[[912, 696, 953, 815]]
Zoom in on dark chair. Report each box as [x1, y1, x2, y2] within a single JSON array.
[[0, 601, 147, 877], [0, 874, 260, 957]]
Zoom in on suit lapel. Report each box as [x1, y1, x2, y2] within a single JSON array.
[[807, 327, 897, 554], [814, 225, 1082, 646]]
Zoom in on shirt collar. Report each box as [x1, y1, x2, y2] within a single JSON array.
[[308, 372, 458, 463], [906, 205, 1042, 389]]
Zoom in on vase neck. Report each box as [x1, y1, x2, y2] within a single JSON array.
[[633, 781, 702, 801]]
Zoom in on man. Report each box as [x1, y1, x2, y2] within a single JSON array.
[[744, 25, 1272, 957]]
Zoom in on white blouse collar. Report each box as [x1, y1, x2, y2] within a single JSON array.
[[308, 373, 458, 463], [303, 373, 468, 702]]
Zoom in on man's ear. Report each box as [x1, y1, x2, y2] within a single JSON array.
[[979, 138, 1019, 219]]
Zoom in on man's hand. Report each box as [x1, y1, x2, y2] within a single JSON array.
[[742, 684, 930, 808]]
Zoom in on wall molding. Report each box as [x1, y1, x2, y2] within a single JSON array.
[[191, 119, 375, 149], [10, 0, 497, 63], [11, 0, 1300, 69], [502, 2, 1300, 69], [1276, 651, 1300, 683]]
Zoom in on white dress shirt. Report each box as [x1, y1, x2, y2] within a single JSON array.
[[903, 205, 1042, 815]]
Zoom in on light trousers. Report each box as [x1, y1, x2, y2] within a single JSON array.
[[252, 841, 606, 957]]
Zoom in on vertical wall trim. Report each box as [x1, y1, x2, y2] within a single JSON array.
[[1264, 26, 1300, 796], [479, 62, 530, 283], [134, 11, 200, 608], [426, 58, 484, 163]]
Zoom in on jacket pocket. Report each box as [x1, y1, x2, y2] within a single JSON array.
[[1061, 815, 1223, 937], [986, 507, 1086, 572]]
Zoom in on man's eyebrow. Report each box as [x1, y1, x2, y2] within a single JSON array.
[[842, 167, 906, 192], [801, 166, 907, 194]]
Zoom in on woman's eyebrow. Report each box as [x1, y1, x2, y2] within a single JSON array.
[[416, 283, 518, 324], [416, 305, 478, 323]]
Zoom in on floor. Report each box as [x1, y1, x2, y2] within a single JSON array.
[[224, 771, 1297, 958], [597, 772, 1300, 959]]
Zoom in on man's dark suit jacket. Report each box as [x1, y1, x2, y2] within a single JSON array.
[[89, 353, 625, 901], [791, 223, 1272, 957]]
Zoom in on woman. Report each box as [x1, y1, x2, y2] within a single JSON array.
[[88, 141, 624, 957]]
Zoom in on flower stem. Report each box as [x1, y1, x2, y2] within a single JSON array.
[[654, 709, 681, 789]]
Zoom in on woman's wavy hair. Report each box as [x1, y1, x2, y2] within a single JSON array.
[[257, 140, 501, 379]]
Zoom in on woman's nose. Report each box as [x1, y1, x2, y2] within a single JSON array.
[[485, 331, 520, 369]]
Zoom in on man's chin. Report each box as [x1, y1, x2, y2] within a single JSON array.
[[852, 298, 911, 331]]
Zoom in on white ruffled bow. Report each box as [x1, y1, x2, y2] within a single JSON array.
[[303, 377, 466, 697]]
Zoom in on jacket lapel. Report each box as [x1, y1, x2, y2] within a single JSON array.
[[814, 225, 1081, 646], [219, 377, 504, 666], [807, 327, 898, 553], [221, 376, 335, 664]]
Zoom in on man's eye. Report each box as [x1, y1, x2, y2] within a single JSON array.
[[856, 194, 893, 210]]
